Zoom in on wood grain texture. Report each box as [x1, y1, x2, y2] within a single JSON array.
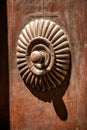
[[7, 0, 87, 130]]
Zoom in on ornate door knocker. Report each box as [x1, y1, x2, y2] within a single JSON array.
[[16, 19, 71, 92]]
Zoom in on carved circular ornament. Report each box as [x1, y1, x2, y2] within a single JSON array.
[[16, 19, 70, 92]]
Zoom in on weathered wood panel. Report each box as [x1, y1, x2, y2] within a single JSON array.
[[7, 0, 87, 130]]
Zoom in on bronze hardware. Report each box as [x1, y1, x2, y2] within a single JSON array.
[[16, 19, 70, 92]]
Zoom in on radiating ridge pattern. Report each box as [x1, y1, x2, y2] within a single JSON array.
[[16, 19, 70, 92]]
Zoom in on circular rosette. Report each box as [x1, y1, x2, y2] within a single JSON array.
[[16, 19, 70, 92]]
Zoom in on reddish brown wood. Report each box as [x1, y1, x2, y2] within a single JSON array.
[[7, 0, 87, 130]]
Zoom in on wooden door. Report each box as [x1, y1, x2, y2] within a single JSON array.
[[7, 0, 87, 130]]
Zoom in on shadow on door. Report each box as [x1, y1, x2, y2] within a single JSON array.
[[0, 0, 10, 129]]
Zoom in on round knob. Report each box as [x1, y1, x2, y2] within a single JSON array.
[[30, 51, 45, 63]]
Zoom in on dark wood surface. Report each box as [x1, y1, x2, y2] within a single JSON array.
[[7, 0, 87, 130], [0, 0, 9, 129]]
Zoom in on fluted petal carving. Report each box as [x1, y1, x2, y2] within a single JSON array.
[[16, 19, 70, 92]]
